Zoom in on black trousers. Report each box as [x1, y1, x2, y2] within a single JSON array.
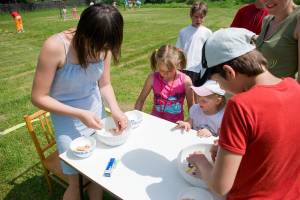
[[181, 69, 209, 87]]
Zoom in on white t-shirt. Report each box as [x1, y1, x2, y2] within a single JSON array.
[[176, 25, 212, 74], [189, 104, 224, 136]]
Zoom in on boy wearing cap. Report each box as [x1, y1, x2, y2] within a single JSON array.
[[176, 80, 226, 137], [187, 28, 300, 199]]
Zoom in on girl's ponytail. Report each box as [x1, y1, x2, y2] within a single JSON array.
[[150, 49, 158, 71], [176, 48, 186, 70]]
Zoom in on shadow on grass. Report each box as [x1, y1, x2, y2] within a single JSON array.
[[3, 162, 118, 200], [4, 162, 64, 200]]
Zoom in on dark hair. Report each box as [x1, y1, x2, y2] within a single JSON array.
[[73, 3, 123, 68], [190, 1, 208, 17], [206, 50, 267, 79], [150, 45, 186, 71]]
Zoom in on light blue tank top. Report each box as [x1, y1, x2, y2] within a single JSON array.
[[50, 33, 105, 137]]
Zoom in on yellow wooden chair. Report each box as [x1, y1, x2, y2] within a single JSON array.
[[24, 110, 68, 192]]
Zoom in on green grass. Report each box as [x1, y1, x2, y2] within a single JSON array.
[[0, 4, 237, 199]]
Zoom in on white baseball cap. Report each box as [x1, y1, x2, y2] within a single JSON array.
[[202, 28, 256, 68], [191, 80, 225, 96]]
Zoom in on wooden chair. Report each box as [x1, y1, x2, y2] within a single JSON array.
[[24, 110, 68, 192]]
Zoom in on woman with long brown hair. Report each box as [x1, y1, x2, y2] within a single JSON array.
[[31, 4, 127, 199]]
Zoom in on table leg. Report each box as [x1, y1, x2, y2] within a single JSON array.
[[79, 174, 84, 200]]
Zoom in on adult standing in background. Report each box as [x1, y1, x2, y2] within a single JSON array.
[[31, 4, 127, 200], [231, 0, 268, 35], [256, 0, 300, 81]]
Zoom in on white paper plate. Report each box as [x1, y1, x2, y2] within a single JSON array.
[[70, 136, 96, 158]]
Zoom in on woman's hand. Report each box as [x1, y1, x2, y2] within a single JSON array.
[[111, 110, 128, 133], [78, 110, 103, 130], [175, 121, 191, 131], [196, 128, 212, 137]]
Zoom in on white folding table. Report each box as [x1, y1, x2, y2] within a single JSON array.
[[60, 111, 215, 200]]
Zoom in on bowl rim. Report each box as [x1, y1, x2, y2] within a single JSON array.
[[70, 136, 96, 153], [95, 116, 131, 138], [125, 110, 143, 120], [177, 143, 213, 188]]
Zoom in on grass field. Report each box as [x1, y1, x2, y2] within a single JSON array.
[[0, 4, 237, 199]]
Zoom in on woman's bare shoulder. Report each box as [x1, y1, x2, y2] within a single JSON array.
[[42, 33, 65, 53], [38, 33, 67, 68]]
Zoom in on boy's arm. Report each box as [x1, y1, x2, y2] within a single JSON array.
[[188, 147, 242, 196], [134, 74, 153, 110], [209, 148, 242, 195], [175, 32, 183, 49]]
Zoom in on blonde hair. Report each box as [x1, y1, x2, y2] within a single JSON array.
[[205, 94, 226, 111], [150, 45, 186, 71]]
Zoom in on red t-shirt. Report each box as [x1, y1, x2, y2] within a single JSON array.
[[230, 4, 268, 35], [219, 78, 300, 200]]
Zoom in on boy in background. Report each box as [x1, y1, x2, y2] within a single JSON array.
[[176, 1, 212, 87], [187, 28, 300, 199]]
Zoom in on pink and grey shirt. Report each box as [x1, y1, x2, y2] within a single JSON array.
[[151, 71, 186, 123]]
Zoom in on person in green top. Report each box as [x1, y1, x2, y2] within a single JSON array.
[[256, 0, 300, 82]]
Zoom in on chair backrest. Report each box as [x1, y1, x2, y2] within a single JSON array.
[[24, 110, 56, 161]]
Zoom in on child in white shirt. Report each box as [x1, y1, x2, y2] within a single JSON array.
[[176, 1, 212, 87], [176, 80, 226, 137]]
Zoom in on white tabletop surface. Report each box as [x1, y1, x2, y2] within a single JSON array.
[[60, 111, 215, 200]]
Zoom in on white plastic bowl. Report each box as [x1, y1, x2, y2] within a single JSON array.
[[177, 187, 214, 200], [125, 110, 143, 129], [70, 136, 96, 158], [177, 143, 213, 188], [95, 117, 131, 146]]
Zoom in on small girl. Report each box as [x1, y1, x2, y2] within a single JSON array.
[[176, 80, 226, 137], [61, 7, 67, 21], [135, 45, 193, 123], [10, 11, 24, 33], [71, 7, 79, 19]]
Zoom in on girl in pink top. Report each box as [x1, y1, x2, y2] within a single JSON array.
[[135, 45, 193, 123]]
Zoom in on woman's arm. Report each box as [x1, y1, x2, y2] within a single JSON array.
[[32, 36, 102, 129], [184, 75, 194, 109], [294, 15, 300, 83], [99, 52, 127, 131], [187, 147, 242, 196], [134, 74, 153, 111]]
